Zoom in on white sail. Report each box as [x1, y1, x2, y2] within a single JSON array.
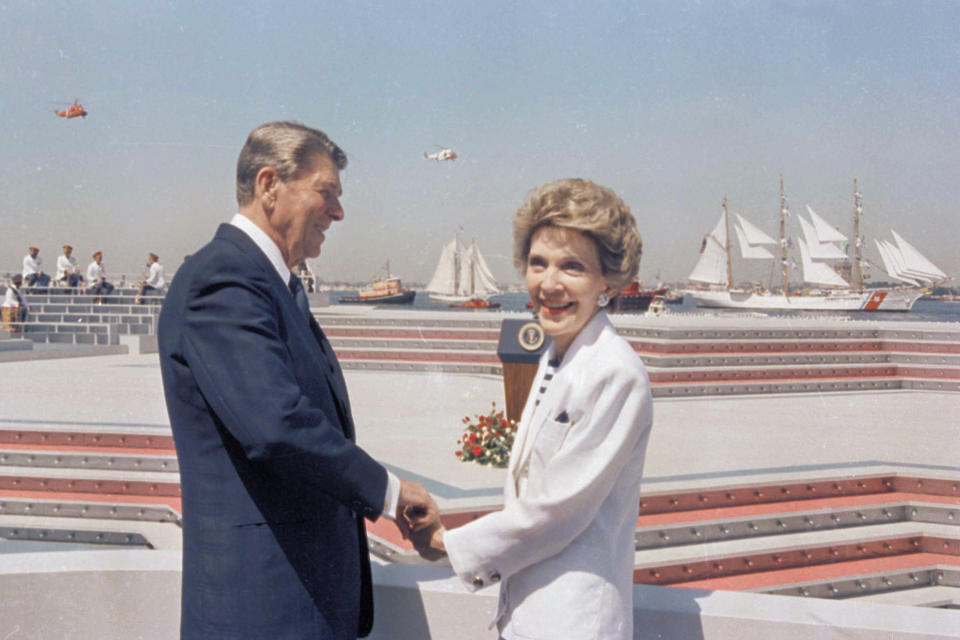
[[734, 223, 775, 259], [734, 214, 777, 246], [891, 230, 947, 283], [688, 212, 729, 286], [426, 235, 462, 295], [798, 215, 847, 260], [428, 232, 499, 300], [874, 239, 922, 286], [469, 240, 500, 297], [806, 205, 847, 243], [799, 239, 849, 287], [456, 239, 473, 296]]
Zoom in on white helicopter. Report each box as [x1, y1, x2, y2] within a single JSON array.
[[424, 146, 457, 161]]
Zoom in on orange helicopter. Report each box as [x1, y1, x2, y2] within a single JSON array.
[[424, 147, 457, 161], [55, 101, 87, 119]]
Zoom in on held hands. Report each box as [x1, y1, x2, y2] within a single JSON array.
[[395, 480, 447, 561], [395, 480, 438, 539], [410, 520, 446, 562]]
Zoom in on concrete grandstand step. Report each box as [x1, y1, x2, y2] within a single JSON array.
[[0, 466, 181, 516], [325, 326, 500, 340], [341, 360, 501, 375], [646, 362, 956, 384], [624, 472, 960, 595], [0, 500, 179, 524], [0, 519, 153, 549], [0, 427, 175, 452], [0, 512, 182, 550], [0, 449, 178, 473], [330, 337, 499, 351], [635, 499, 960, 549], [847, 584, 960, 607], [667, 550, 960, 593], [633, 522, 959, 576], [637, 474, 960, 515], [0, 340, 32, 352]]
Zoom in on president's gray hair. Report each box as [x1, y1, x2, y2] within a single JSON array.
[[236, 121, 347, 206]]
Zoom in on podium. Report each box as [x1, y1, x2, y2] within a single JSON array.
[[497, 319, 551, 424]]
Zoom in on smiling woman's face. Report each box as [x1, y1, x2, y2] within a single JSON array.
[[526, 225, 611, 358]]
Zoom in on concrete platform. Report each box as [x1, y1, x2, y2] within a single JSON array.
[[0, 316, 957, 638]]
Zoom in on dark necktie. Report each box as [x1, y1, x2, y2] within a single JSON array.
[[289, 273, 335, 369], [288, 274, 311, 322], [288, 273, 351, 432]]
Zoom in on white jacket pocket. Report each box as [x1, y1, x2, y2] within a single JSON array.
[[531, 408, 582, 464]]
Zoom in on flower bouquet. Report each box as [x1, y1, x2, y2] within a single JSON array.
[[455, 402, 518, 468]]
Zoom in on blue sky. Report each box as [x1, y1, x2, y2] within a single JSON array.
[[2, 0, 958, 286]]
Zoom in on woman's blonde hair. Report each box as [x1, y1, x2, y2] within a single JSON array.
[[512, 178, 642, 291]]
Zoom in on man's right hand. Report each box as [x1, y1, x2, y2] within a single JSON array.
[[395, 480, 438, 539]]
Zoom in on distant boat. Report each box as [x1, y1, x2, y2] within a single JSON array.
[[617, 280, 666, 312], [339, 262, 416, 304], [685, 179, 948, 311], [426, 230, 501, 307]]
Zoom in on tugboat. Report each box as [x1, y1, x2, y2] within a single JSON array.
[[339, 262, 416, 304]]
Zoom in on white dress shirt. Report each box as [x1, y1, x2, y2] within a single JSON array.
[[145, 262, 166, 288], [229, 213, 401, 519], [22, 254, 41, 278], [86, 261, 105, 283], [57, 255, 79, 280]]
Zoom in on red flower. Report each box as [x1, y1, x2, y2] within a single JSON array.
[[472, 445, 483, 456], [455, 450, 462, 456], [469, 433, 477, 444]]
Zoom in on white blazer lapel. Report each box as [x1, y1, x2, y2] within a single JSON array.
[[509, 312, 612, 487], [510, 348, 564, 492]]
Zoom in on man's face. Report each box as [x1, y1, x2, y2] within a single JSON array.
[[64, 248, 72, 257], [269, 153, 343, 267], [29, 249, 38, 258]]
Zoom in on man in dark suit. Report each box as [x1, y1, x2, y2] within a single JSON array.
[[158, 121, 437, 639]]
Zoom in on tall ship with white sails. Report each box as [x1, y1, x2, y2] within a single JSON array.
[[426, 230, 501, 306], [686, 179, 948, 311]]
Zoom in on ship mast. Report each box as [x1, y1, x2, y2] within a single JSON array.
[[469, 238, 477, 296], [853, 178, 863, 289], [453, 230, 461, 295], [723, 196, 733, 290], [779, 176, 790, 296]]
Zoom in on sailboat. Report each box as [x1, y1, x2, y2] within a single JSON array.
[[426, 230, 501, 307], [685, 179, 948, 311]]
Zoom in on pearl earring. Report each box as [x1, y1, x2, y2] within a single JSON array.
[[597, 292, 610, 308]]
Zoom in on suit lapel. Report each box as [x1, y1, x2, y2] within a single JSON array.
[[216, 224, 355, 440], [307, 315, 355, 439]]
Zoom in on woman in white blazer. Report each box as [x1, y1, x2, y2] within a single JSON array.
[[415, 179, 652, 640]]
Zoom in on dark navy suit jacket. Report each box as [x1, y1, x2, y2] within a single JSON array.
[[158, 224, 388, 639]]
